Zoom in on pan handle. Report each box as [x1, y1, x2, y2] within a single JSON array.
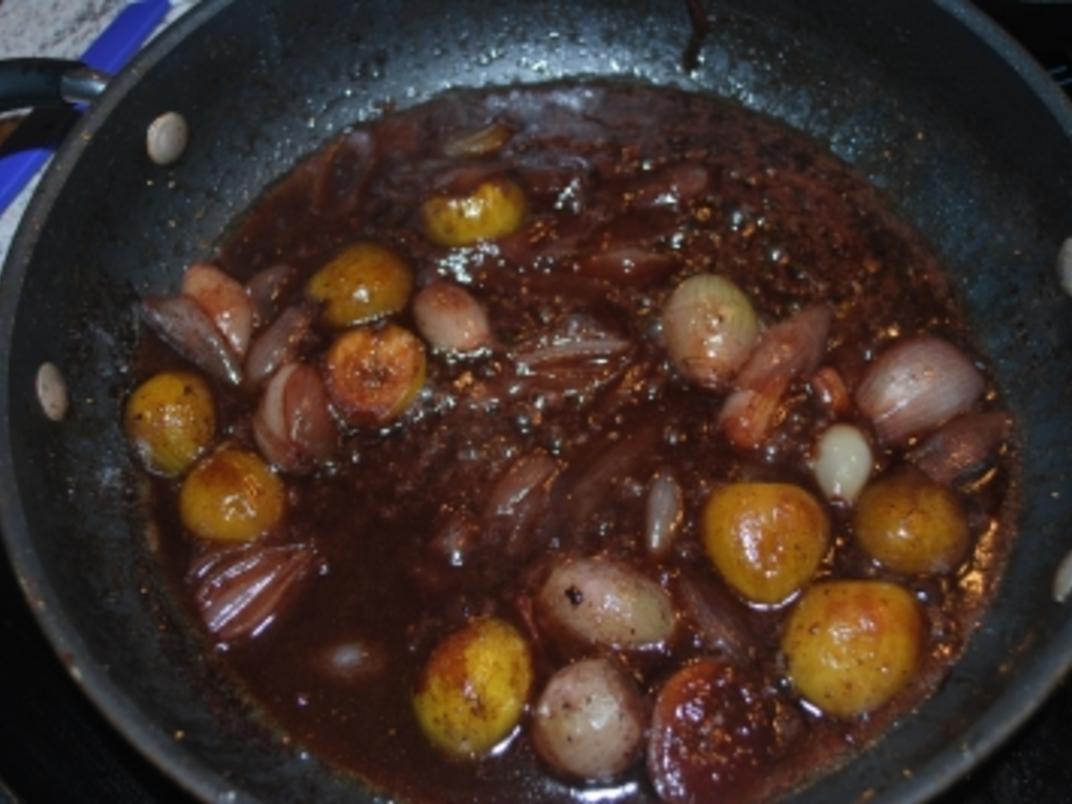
[[0, 59, 109, 113]]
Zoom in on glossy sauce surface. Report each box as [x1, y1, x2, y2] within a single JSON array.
[[141, 82, 1016, 802]]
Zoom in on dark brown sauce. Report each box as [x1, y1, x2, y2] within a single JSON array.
[[142, 81, 1016, 802]]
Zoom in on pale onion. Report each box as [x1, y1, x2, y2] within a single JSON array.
[[661, 274, 758, 390], [142, 295, 243, 385], [182, 263, 254, 357], [413, 280, 492, 354], [253, 363, 337, 474], [855, 335, 984, 444], [813, 423, 873, 504], [645, 471, 683, 558], [532, 658, 646, 780], [537, 557, 675, 649]]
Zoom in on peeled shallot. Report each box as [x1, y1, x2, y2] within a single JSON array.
[[245, 303, 317, 386], [253, 362, 337, 474], [182, 263, 254, 357], [662, 274, 759, 390], [856, 335, 984, 445], [413, 280, 492, 354], [190, 543, 315, 642], [719, 305, 831, 449], [141, 295, 243, 385]]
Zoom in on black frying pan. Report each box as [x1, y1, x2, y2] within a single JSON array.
[[2, 1, 1071, 801]]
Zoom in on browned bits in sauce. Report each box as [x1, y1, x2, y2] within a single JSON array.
[[134, 81, 1017, 803]]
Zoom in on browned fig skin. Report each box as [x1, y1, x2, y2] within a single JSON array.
[[647, 659, 787, 804], [323, 324, 426, 426], [134, 82, 1017, 803], [310, 128, 377, 218]]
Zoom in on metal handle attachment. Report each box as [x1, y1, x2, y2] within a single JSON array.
[[0, 59, 110, 113]]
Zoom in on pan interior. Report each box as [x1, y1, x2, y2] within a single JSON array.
[[1, 1, 1070, 801]]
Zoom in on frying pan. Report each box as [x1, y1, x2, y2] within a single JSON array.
[[1, 0, 1070, 801]]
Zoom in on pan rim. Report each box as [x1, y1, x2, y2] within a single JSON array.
[[0, 1, 1069, 802]]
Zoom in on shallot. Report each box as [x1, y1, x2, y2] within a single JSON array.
[[141, 295, 243, 385], [906, 411, 1010, 485], [254, 363, 337, 474], [537, 556, 675, 649], [442, 121, 514, 158], [809, 365, 852, 415], [662, 274, 759, 390], [244, 303, 316, 386], [512, 314, 630, 369], [484, 451, 560, 520], [482, 451, 560, 558], [719, 305, 831, 448], [812, 423, 873, 504], [413, 280, 492, 354], [676, 571, 754, 662], [578, 247, 678, 286], [182, 263, 254, 357], [310, 128, 375, 218], [246, 264, 298, 327], [190, 543, 315, 642], [856, 335, 984, 444], [553, 423, 659, 533], [629, 162, 709, 209]]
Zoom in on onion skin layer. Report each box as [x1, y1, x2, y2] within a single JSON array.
[[856, 335, 984, 445]]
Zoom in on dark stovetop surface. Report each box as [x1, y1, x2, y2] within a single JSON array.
[[2, 2, 1071, 802]]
